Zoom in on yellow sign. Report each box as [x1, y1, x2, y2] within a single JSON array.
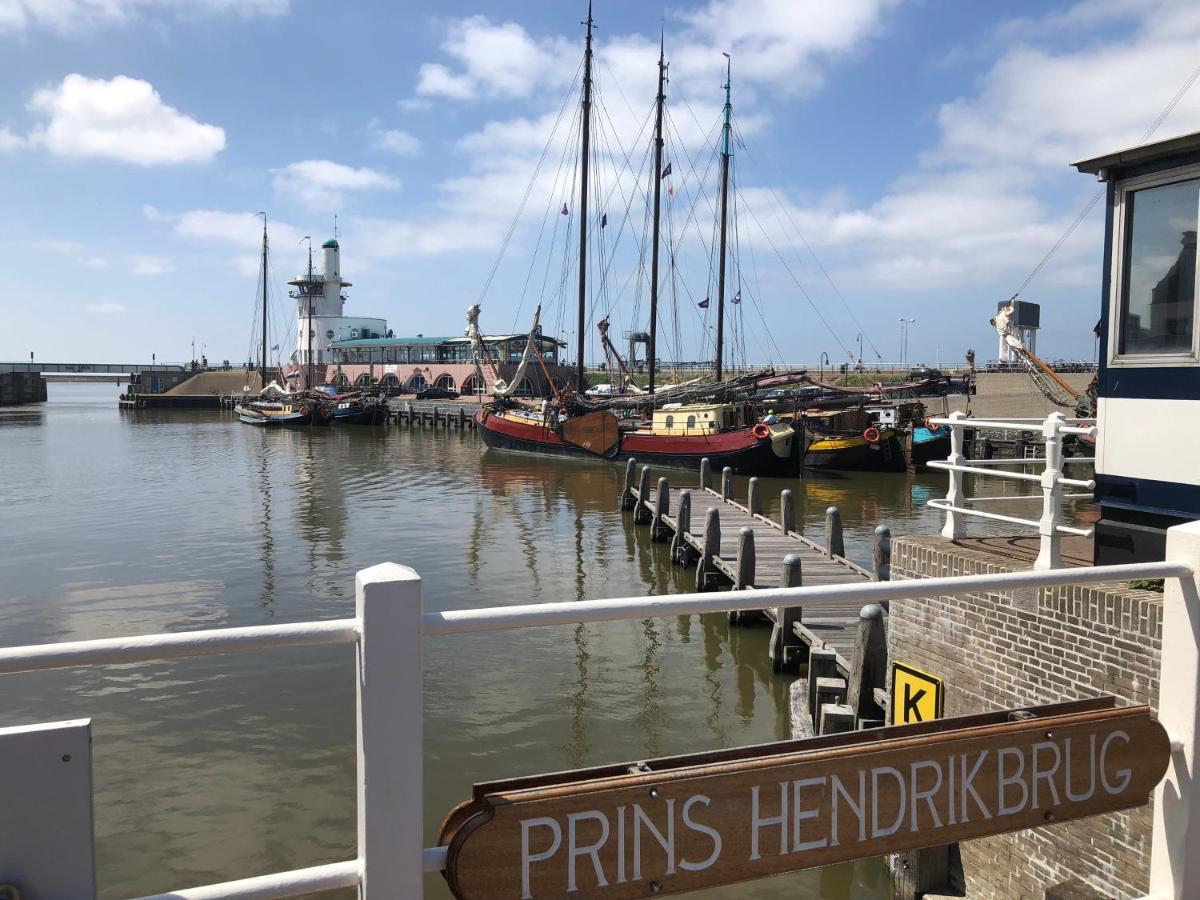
[[891, 662, 944, 724]]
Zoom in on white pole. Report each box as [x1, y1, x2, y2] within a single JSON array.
[[1151, 520, 1200, 899], [940, 410, 967, 539], [356, 563, 424, 898], [1034, 412, 1064, 570]]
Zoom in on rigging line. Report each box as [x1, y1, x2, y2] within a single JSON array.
[[1012, 54, 1200, 299], [731, 161, 785, 365], [479, 57, 585, 313], [732, 115, 883, 361], [532, 110, 582, 340], [741, 192, 854, 359], [513, 101, 586, 332], [663, 110, 724, 281]]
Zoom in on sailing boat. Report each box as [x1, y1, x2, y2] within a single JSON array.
[[235, 216, 329, 428], [475, 14, 795, 475]]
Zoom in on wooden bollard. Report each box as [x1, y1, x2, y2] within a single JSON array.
[[433, 405, 439, 426], [635, 466, 653, 524], [734, 526, 755, 591], [780, 488, 795, 534], [696, 506, 721, 590], [621, 457, 637, 510], [846, 604, 888, 724], [747, 477, 762, 517], [405, 401, 414, 424], [721, 466, 734, 501], [825, 506, 844, 558], [699, 457, 712, 491], [819, 704, 856, 736], [458, 407, 466, 428], [770, 554, 805, 673], [650, 477, 670, 542], [873, 525, 891, 582], [671, 490, 692, 564]]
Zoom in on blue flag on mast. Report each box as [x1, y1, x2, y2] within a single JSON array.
[[561, 203, 569, 216], [732, 292, 741, 305], [698, 297, 710, 309], [601, 213, 607, 228], [661, 162, 672, 178]]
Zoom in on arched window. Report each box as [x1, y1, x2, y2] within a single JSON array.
[[335, 373, 351, 388], [435, 374, 456, 390], [686, 415, 697, 429], [408, 373, 427, 391], [355, 373, 373, 387], [513, 377, 535, 397], [665, 415, 674, 429], [462, 374, 486, 395], [379, 373, 399, 389]]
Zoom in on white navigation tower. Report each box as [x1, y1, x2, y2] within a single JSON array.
[[288, 238, 386, 367]]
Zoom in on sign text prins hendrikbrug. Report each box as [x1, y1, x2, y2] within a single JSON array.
[[441, 706, 1168, 899]]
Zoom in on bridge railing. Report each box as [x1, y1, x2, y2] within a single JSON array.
[[926, 410, 1097, 569], [1, 527, 1199, 897]]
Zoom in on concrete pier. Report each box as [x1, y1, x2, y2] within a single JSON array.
[[0, 372, 47, 406]]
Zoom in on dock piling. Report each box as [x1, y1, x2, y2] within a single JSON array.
[[780, 488, 795, 534], [807, 648, 839, 722], [635, 467, 653, 524], [734, 526, 756, 591], [621, 458, 637, 510], [671, 490, 693, 564], [845, 604, 888, 724], [747, 477, 762, 517], [696, 507, 721, 590], [825, 506, 845, 558], [650, 477, 671, 542], [721, 467, 734, 501], [699, 458, 712, 491], [873, 525, 892, 582], [769, 554, 805, 672]]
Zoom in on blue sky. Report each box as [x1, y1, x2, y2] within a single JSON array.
[[2, 0, 1199, 368]]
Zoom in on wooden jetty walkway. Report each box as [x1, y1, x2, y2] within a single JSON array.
[[393, 401, 477, 430], [621, 456, 893, 736]]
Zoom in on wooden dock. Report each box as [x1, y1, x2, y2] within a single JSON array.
[[621, 456, 893, 737], [393, 402, 476, 429]]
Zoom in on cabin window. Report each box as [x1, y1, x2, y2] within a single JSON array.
[[665, 415, 674, 429], [686, 415, 697, 429], [1113, 172, 1199, 362]]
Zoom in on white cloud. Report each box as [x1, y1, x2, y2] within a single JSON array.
[[147, 206, 304, 250], [272, 159, 400, 209], [0, 126, 23, 150], [31, 238, 110, 268], [0, 0, 289, 35], [86, 301, 125, 314], [368, 121, 420, 156], [131, 254, 174, 275], [28, 74, 225, 166]]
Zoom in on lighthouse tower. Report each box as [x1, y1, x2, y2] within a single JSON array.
[[289, 238, 351, 366]]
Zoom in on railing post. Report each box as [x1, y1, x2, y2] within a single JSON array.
[[1151, 521, 1200, 899], [747, 477, 762, 517], [721, 466, 734, 502], [355, 563, 423, 898], [780, 488, 795, 534], [699, 457, 712, 492], [825, 506, 844, 558], [650, 477, 670, 542], [873, 525, 891, 582], [1034, 412, 1065, 571], [941, 411, 968, 539]]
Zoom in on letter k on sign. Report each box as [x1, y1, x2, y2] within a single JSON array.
[[891, 663, 944, 725]]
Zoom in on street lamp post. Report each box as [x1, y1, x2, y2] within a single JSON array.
[[898, 317, 916, 369], [856, 333, 863, 371], [819, 351, 830, 382]]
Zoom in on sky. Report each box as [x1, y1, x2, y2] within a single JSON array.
[[2, 0, 1199, 368]]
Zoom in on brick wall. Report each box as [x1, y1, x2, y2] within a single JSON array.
[[889, 535, 1164, 899]]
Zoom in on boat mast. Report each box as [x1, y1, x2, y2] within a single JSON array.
[[648, 34, 667, 397], [305, 240, 314, 390], [259, 213, 269, 389], [575, 1, 595, 392], [715, 54, 732, 381]]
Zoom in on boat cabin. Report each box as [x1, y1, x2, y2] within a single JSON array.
[[1074, 130, 1200, 563], [650, 403, 740, 436]]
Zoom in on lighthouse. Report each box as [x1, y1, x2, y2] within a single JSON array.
[[288, 237, 386, 368]]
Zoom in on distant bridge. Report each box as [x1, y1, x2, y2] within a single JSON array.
[[0, 362, 189, 375]]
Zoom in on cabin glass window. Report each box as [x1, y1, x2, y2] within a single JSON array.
[[686, 415, 697, 429], [665, 415, 674, 429], [1118, 176, 1198, 357]]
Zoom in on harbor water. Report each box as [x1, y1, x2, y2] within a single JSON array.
[[2, 384, 1020, 898]]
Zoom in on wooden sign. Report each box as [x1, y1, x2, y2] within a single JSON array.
[[439, 700, 1168, 899], [892, 662, 944, 724]]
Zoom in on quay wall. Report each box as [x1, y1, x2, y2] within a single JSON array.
[[947, 371, 1094, 419], [888, 535, 1163, 900], [0, 371, 47, 405]]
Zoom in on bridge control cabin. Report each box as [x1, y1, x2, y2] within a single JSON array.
[[1074, 130, 1200, 563]]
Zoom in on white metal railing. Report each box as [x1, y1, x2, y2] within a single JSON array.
[[926, 410, 1097, 569], [2, 531, 1200, 898]]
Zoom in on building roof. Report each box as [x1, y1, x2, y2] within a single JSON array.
[[1073, 130, 1200, 176], [322, 238, 339, 249]]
